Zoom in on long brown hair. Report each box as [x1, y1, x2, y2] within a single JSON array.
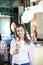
[[15, 24, 30, 44]]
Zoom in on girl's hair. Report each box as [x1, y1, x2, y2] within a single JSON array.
[[0, 34, 2, 40], [15, 24, 30, 44]]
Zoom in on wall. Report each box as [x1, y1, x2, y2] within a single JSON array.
[[0, 16, 10, 35], [37, 13, 43, 38]]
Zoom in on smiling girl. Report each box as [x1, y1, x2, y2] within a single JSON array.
[[10, 24, 34, 65]]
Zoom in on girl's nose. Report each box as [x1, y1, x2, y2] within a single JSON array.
[[19, 31, 21, 34]]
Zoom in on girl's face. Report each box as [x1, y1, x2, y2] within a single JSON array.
[[16, 26, 25, 39]]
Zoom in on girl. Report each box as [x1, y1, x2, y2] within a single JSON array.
[[10, 24, 34, 65]]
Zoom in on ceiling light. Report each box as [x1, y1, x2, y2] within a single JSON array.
[[30, 0, 36, 2]]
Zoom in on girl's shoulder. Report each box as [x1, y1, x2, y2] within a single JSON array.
[[10, 39, 16, 46], [30, 42, 35, 46], [26, 41, 34, 46]]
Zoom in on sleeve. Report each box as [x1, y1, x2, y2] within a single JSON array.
[[27, 43, 34, 65], [10, 39, 15, 55]]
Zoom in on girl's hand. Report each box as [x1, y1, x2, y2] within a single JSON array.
[[13, 43, 21, 55], [13, 50, 19, 55], [16, 43, 21, 50]]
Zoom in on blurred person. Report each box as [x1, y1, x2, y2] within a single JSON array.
[[0, 34, 8, 64], [32, 29, 37, 44], [10, 24, 34, 65]]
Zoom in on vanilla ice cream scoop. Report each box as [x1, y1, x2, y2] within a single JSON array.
[[16, 43, 21, 50]]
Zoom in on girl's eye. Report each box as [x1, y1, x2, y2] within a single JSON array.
[[17, 30, 20, 32], [21, 30, 23, 31]]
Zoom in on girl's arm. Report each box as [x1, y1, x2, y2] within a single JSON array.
[[27, 43, 34, 65], [10, 40, 15, 55], [10, 39, 19, 55], [10, 41, 14, 55]]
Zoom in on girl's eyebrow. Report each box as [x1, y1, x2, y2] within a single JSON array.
[[17, 29, 20, 31]]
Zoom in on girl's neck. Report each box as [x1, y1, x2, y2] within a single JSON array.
[[20, 38, 24, 41]]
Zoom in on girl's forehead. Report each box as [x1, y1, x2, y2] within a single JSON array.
[[16, 26, 24, 30]]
